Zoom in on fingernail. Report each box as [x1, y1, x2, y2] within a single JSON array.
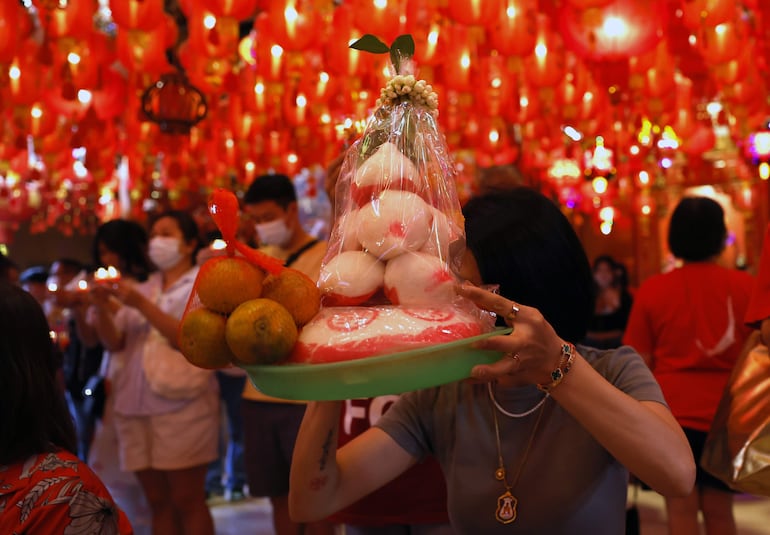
[[471, 367, 488, 380]]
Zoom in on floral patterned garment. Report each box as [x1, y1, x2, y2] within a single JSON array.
[[0, 449, 133, 534]]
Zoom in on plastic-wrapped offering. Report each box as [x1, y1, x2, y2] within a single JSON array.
[[297, 38, 493, 364]]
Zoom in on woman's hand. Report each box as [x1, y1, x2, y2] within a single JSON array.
[[108, 280, 145, 309], [50, 288, 89, 310], [456, 282, 565, 386], [89, 284, 113, 309]]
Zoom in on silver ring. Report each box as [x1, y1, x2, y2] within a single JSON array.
[[506, 352, 521, 371], [505, 303, 520, 323]]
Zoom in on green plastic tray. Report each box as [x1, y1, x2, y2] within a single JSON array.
[[240, 327, 512, 401]]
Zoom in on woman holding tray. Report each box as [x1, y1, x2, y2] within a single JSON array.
[[288, 187, 695, 533]]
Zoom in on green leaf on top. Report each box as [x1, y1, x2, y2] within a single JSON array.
[[349, 34, 390, 54], [389, 34, 415, 73]]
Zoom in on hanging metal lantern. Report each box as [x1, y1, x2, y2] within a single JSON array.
[[141, 72, 208, 135]]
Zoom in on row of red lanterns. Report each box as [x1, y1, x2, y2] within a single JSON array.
[[0, 0, 768, 237]]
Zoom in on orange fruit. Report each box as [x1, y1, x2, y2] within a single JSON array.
[[197, 256, 265, 314], [261, 268, 321, 326], [225, 298, 298, 365], [178, 307, 236, 369]]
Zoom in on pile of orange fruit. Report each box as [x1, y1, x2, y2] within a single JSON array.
[[178, 256, 320, 369]]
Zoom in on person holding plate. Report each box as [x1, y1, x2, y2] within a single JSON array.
[[288, 187, 695, 533]]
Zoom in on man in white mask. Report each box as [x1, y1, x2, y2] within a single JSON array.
[[240, 173, 334, 535]]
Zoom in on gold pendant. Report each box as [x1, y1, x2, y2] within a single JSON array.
[[495, 490, 518, 524]]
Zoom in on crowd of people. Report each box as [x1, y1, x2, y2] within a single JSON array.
[[0, 166, 767, 534]]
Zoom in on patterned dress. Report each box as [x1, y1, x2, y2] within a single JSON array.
[[0, 449, 133, 534]]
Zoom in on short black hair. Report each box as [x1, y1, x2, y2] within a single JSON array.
[[93, 219, 152, 282], [592, 254, 616, 271], [243, 174, 297, 209], [0, 282, 77, 464], [463, 187, 594, 343], [20, 265, 49, 284], [52, 258, 83, 276], [668, 196, 726, 262]]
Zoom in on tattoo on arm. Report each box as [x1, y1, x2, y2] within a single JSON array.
[[318, 428, 333, 471]]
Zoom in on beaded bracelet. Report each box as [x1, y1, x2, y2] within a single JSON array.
[[537, 342, 575, 392]]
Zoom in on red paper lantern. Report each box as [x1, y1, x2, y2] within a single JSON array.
[[352, 0, 404, 43], [444, 0, 502, 29], [638, 41, 676, 98], [111, 0, 165, 31], [523, 16, 565, 87], [92, 68, 129, 121], [681, 121, 716, 156], [711, 44, 751, 87], [186, 11, 241, 59], [565, 0, 614, 7], [198, 0, 258, 20], [6, 42, 50, 106], [405, 0, 443, 65], [0, 2, 30, 64], [559, 0, 666, 61], [38, 0, 93, 39], [116, 18, 176, 75], [411, 22, 443, 66], [489, 0, 538, 57], [669, 87, 696, 139], [268, 1, 321, 52], [681, 0, 736, 29], [697, 19, 745, 65], [440, 25, 476, 92], [514, 84, 542, 123], [18, 102, 58, 139]]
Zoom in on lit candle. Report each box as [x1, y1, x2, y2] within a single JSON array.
[[94, 266, 122, 283]]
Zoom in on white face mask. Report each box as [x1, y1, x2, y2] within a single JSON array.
[[255, 218, 292, 247], [149, 236, 184, 270]]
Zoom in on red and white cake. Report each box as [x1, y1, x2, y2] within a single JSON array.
[[318, 250, 385, 306], [289, 305, 485, 364], [351, 142, 423, 205]]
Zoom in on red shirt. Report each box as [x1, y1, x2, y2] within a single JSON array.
[[331, 395, 449, 526], [0, 449, 134, 534], [623, 262, 754, 431]]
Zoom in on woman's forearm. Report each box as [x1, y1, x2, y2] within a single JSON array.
[[290, 401, 419, 523], [550, 353, 695, 496], [73, 306, 100, 348], [289, 401, 344, 522], [92, 305, 123, 352], [132, 294, 182, 347]]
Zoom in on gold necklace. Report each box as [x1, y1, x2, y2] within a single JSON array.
[[491, 394, 548, 525]]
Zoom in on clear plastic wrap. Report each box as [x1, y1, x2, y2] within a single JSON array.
[[296, 56, 494, 364]]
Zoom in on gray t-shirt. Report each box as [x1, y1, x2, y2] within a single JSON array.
[[376, 345, 667, 534]]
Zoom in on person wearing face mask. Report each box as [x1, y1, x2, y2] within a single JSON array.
[[88, 210, 219, 535], [241, 174, 335, 535]]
